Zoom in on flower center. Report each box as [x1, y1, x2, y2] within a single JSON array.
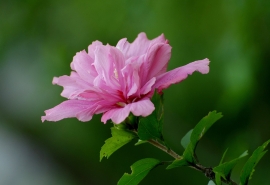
[[116, 102, 126, 107]]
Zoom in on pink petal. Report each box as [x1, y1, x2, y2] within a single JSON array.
[[130, 98, 155, 117], [154, 58, 210, 93], [70, 50, 97, 84], [94, 45, 125, 89], [101, 98, 154, 124], [140, 43, 171, 84], [122, 62, 141, 98], [101, 106, 131, 124], [41, 100, 96, 122], [87, 41, 103, 59], [52, 72, 94, 99], [140, 77, 156, 95], [116, 32, 168, 59]]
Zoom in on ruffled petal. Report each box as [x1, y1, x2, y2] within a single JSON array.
[[116, 32, 168, 59], [70, 50, 97, 84], [140, 43, 171, 84], [101, 98, 154, 124], [140, 77, 156, 95], [87, 41, 103, 59], [41, 100, 96, 122], [130, 98, 155, 117], [154, 58, 210, 93], [101, 105, 131, 124], [94, 45, 125, 89], [53, 72, 95, 99]]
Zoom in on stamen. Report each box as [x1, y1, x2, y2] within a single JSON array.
[[114, 69, 118, 79], [116, 102, 126, 107]]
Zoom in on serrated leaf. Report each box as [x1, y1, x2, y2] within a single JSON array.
[[100, 127, 137, 161], [182, 143, 196, 164], [219, 148, 229, 165], [151, 90, 164, 125], [215, 148, 229, 185], [215, 174, 222, 185], [183, 111, 223, 164], [213, 150, 248, 180], [240, 139, 270, 185], [138, 114, 161, 140], [190, 111, 223, 150], [118, 158, 160, 185], [166, 157, 189, 169], [137, 91, 164, 141], [181, 129, 193, 149], [169, 111, 223, 168], [208, 180, 216, 185]]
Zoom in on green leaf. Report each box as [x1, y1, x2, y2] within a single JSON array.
[[240, 139, 270, 185], [118, 158, 160, 185], [190, 111, 223, 151], [166, 157, 190, 169], [137, 91, 164, 141], [219, 148, 229, 165], [208, 180, 216, 185], [215, 148, 229, 185], [184, 111, 223, 163], [215, 174, 222, 185], [213, 150, 248, 181], [182, 143, 196, 164], [100, 127, 137, 161], [168, 111, 223, 169], [151, 90, 164, 126], [138, 113, 161, 140], [181, 129, 193, 149]]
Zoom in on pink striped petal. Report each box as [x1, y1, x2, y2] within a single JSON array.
[[140, 43, 171, 84], [70, 51, 97, 84], [101, 106, 131, 124], [154, 58, 210, 93], [116, 33, 168, 59], [130, 98, 155, 117], [101, 98, 154, 124], [42, 100, 96, 122], [140, 77, 156, 95]]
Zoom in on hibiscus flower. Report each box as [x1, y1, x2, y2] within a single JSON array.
[[42, 33, 209, 124]]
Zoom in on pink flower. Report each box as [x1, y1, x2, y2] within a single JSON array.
[[42, 33, 210, 124]]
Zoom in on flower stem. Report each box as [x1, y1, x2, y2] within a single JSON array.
[[148, 139, 181, 160], [147, 139, 238, 185]]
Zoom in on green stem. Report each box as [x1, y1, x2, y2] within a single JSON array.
[[147, 139, 238, 185], [148, 139, 181, 160]]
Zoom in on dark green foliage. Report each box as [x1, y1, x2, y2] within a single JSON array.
[[240, 139, 270, 185], [213, 150, 248, 182], [118, 158, 160, 185], [168, 111, 223, 169], [100, 127, 137, 161], [138, 91, 164, 141]]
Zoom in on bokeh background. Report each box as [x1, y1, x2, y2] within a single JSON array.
[[0, 0, 269, 184]]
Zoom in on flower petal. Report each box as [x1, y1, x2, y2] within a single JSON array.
[[154, 58, 210, 92], [94, 45, 125, 89], [140, 43, 171, 84], [101, 98, 154, 124], [101, 106, 131, 124], [140, 77, 156, 95], [116, 32, 168, 59], [87, 41, 103, 59], [41, 100, 96, 122], [70, 50, 97, 84], [130, 98, 155, 117], [53, 72, 95, 99]]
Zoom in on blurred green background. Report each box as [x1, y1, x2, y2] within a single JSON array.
[[0, 0, 269, 184]]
